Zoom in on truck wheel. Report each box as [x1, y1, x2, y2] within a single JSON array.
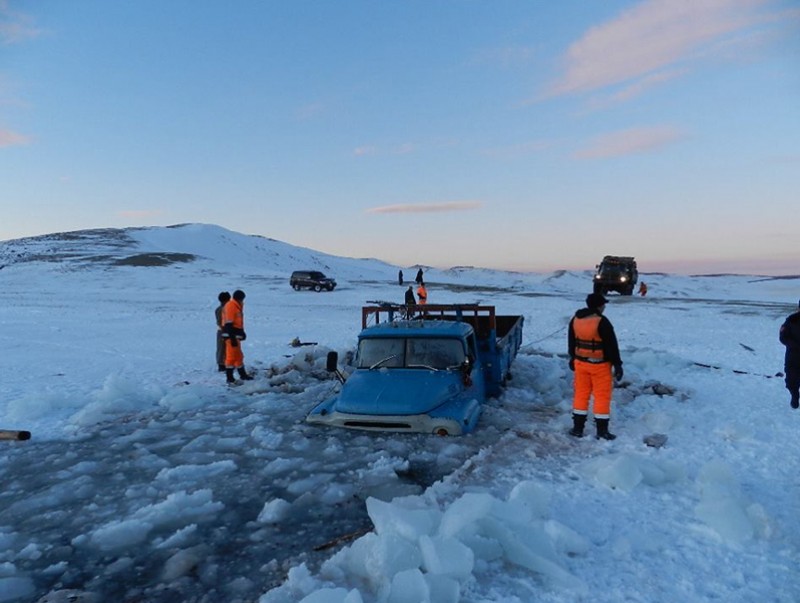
[[314, 284, 322, 292], [293, 284, 300, 291], [327, 284, 334, 291]]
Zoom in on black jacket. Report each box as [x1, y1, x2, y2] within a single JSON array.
[[568, 308, 622, 368], [404, 288, 416, 305], [779, 311, 800, 370]]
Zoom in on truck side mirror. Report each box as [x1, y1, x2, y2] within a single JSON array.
[[461, 358, 474, 387], [326, 351, 339, 373], [327, 351, 346, 384]]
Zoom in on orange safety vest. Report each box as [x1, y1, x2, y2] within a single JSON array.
[[417, 285, 427, 304], [572, 315, 605, 362], [222, 299, 244, 333]]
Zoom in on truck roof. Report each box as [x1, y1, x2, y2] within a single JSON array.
[[601, 255, 636, 263], [360, 319, 474, 339]]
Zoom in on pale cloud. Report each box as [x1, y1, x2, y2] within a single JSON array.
[[0, 1, 42, 45], [481, 140, 552, 159], [353, 145, 378, 157], [366, 201, 482, 215], [587, 68, 687, 109], [0, 128, 30, 147], [573, 125, 686, 159], [546, 0, 771, 97]]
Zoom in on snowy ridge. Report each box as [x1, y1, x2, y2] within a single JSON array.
[[0, 224, 798, 602]]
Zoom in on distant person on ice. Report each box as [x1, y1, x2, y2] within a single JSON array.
[[398, 269, 403, 286], [779, 299, 800, 409], [215, 291, 231, 372], [567, 292, 624, 440], [222, 289, 254, 384], [416, 282, 428, 305], [415, 268, 424, 285], [638, 281, 648, 296]]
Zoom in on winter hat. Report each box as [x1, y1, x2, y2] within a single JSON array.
[[586, 292, 608, 309], [218, 291, 231, 303], [233, 290, 246, 302]]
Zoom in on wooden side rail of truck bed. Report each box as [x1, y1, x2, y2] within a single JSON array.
[[361, 304, 497, 330]]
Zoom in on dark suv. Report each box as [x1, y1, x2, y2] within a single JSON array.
[[290, 270, 337, 292]]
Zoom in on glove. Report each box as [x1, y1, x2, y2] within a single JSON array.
[[230, 339, 239, 348], [614, 365, 624, 381], [568, 358, 575, 371], [240, 331, 247, 341]]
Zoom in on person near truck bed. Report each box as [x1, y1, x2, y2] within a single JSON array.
[[215, 291, 231, 372], [222, 289, 254, 384], [779, 299, 800, 409], [404, 285, 416, 318], [417, 283, 428, 305], [568, 292, 624, 439]]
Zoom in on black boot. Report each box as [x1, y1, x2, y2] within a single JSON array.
[[595, 418, 617, 440], [218, 364, 226, 372], [791, 391, 799, 409], [238, 368, 254, 381], [226, 369, 236, 384], [569, 414, 587, 438]]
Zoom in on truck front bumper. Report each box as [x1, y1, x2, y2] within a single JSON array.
[[305, 396, 481, 436]]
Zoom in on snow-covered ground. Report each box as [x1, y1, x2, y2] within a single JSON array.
[[0, 224, 797, 603]]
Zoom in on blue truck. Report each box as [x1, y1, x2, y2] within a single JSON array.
[[306, 304, 524, 435]]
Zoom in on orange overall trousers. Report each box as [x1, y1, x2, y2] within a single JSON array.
[[572, 314, 612, 419], [222, 299, 244, 369]]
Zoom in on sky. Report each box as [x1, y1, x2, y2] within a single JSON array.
[[1, 0, 799, 275], [0, 223, 798, 602]]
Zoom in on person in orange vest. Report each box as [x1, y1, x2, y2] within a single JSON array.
[[567, 293, 623, 439], [222, 289, 254, 384], [638, 281, 648, 297], [215, 291, 231, 372], [416, 282, 428, 305]]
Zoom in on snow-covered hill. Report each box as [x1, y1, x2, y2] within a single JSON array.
[[0, 224, 798, 603]]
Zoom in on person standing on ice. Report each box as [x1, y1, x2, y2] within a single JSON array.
[[404, 285, 416, 318], [416, 282, 428, 305], [779, 299, 800, 409], [415, 268, 424, 284], [398, 269, 403, 286], [215, 291, 231, 372], [222, 289, 254, 384], [567, 292, 624, 440]]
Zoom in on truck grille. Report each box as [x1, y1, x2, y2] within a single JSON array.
[[343, 420, 413, 430]]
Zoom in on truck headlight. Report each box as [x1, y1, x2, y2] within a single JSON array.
[[620, 276, 627, 282]]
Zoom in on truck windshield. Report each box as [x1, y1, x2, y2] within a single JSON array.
[[357, 338, 466, 370], [599, 265, 625, 276]]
